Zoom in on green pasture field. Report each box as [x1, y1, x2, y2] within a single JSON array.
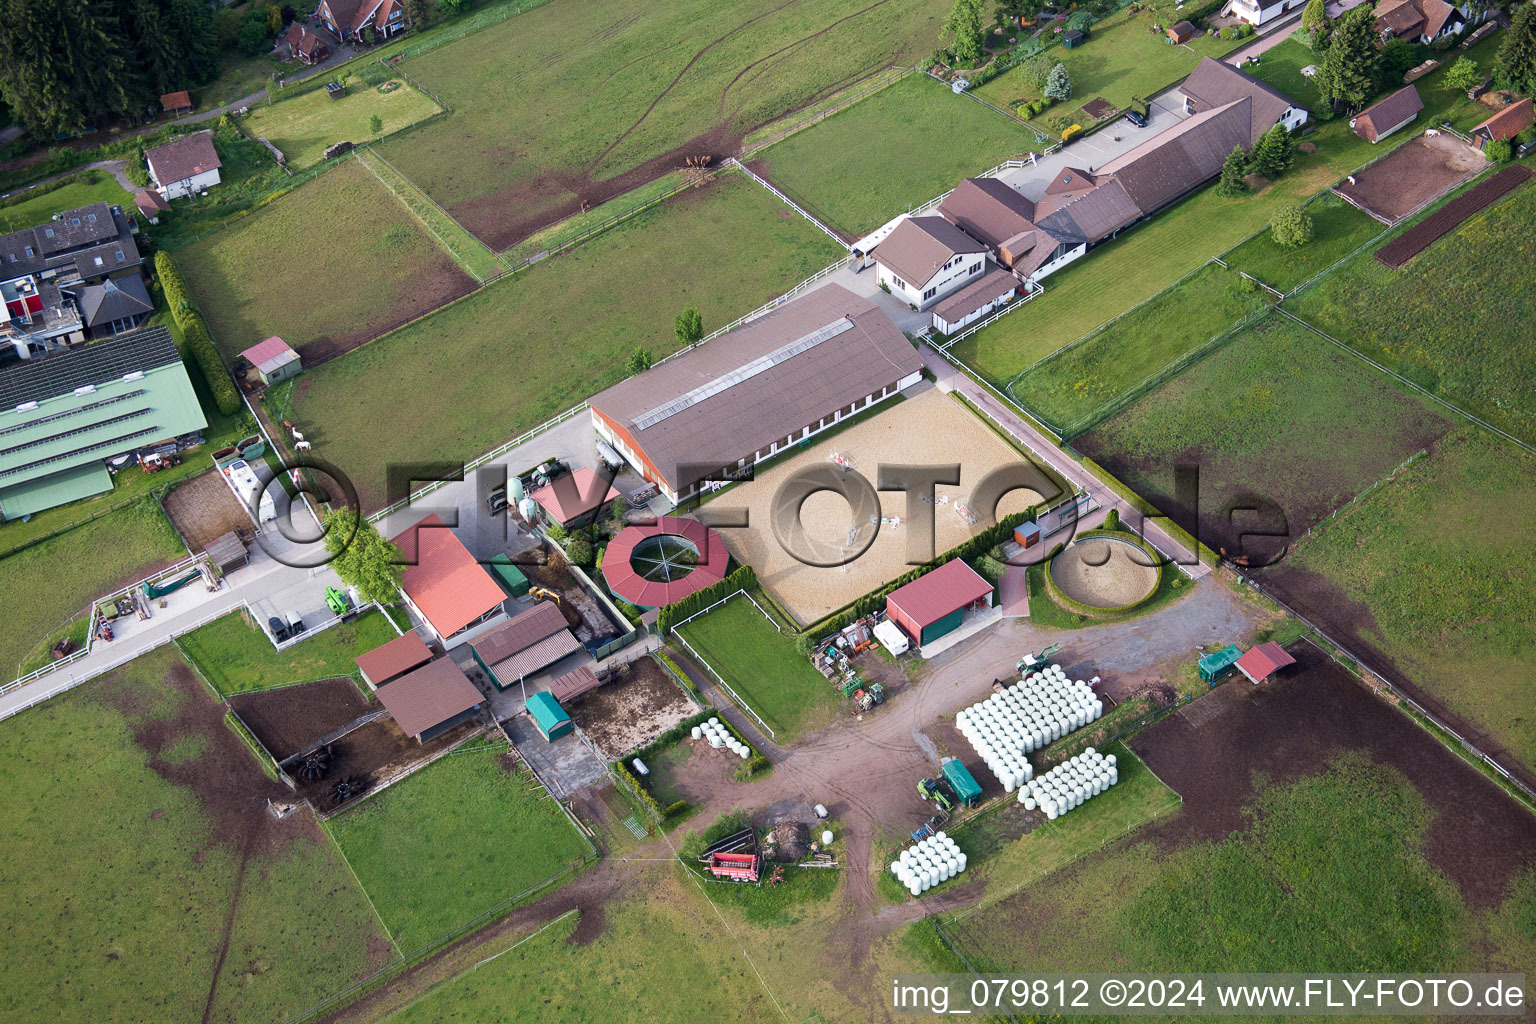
[[948, 755, 1536, 975], [1287, 181, 1536, 445], [241, 78, 441, 168], [0, 647, 387, 1024], [176, 608, 398, 696], [290, 173, 844, 509], [750, 74, 1037, 237], [1261, 428, 1536, 774], [1222, 190, 1381, 292], [179, 158, 475, 362], [374, 0, 950, 248], [676, 595, 838, 742], [326, 738, 591, 950], [0, 169, 130, 233], [0, 497, 185, 679], [948, 36, 1504, 388], [1243, 38, 1324, 111], [1012, 262, 1270, 433], [976, 6, 1239, 132], [1075, 315, 1455, 559]]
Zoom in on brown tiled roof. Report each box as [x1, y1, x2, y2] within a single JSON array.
[[1035, 177, 1142, 243], [932, 268, 1018, 324], [134, 190, 169, 215], [1169, 20, 1196, 36], [160, 91, 191, 111], [1376, 0, 1456, 37], [1044, 166, 1096, 195], [937, 178, 1036, 250], [549, 664, 601, 703], [1179, 57, 1299, 146], [145, 131, 221, 187], [1473, 97, 1534, 141], [355, 632, 433, 685], [588, 284, 925, 494], [1011, 227, 1075, 278], [529, 467, 619, 525], [1095, 99, 1253, 214], [872, 216, 987, 288], [471, 602, 569, 665], [390, 513, 506, 637], [489, 631, 583, 682], [1352, 85, 1424, 142], [375, 658, 483, 737]]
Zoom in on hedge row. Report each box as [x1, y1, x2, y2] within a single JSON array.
[[155, 251, 241, 415], [655, 650, 705, 704], [612, 760, 666, 823], [655, 565, 757, 636]]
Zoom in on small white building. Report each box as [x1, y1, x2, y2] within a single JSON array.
[[871, 216, 988, 310], [145, 131, 223, 201], [1221, 0, 1303, 27], [930, 267, 1018, 335]]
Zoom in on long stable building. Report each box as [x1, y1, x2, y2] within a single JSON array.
[[589, 285, 923, 505]]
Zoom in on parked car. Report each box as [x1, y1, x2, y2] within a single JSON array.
[[1124, 109, 1148, 128], [286, 610, 306, 637], [269, 616, 290, 642]]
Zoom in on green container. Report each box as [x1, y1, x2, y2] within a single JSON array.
[[942, 757, 983, 806], [1198, 644, 1244, 685], [489, 554, 530, 598]]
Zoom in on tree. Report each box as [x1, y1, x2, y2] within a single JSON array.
[[608, 496, 628, 528], [564, 535, 593, 567], [438, 0, 463, 16], [1301, 0, 1330, 35], [238, 17, 271, 56], [322, 508, 403, 606], [1248, 123, 1296, 178], [1217, 144, 1250, 196], [1378, 38, 1422, 88], [1043, 62, 1072, 101], [1483, 137, 1512, 162], [1022, 52, 1053, 91], [369, 113, 383, 135], [674, 306, 703, 347], [1270, 203, 1314, 248], [1315, 6, 1380, 110], [280, 4, 295, 23], [625, 346, 653, 375], [941, 0, 986, 66], [1495, 1, 1536, 93], [266, 3, 282, 34], [1441, 56, 1480, 94], [402, 0, 426, 26]]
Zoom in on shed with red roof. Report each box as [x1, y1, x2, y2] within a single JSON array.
[[239, 336, 301, 386], [354, 631, 433, 689], [886, 559, 994, 647], [1235, 641, 1297, 684], [391, 514, 508, 648]]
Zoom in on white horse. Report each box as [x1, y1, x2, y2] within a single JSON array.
[[291, 428, 305, 443], [294, 440, 312, 452]]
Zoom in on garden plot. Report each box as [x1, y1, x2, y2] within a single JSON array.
[[567, 656, 696, 758], [162, 468, 253, 551], [376, 0, 951, 249], [712, 390, 1055, 625], [1332, 132, 1483, 224], [180, 158, 476, 365], [1075, 316, 1455, 562]]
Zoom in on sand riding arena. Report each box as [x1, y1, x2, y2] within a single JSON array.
[[1050, 534, 1160, 610]]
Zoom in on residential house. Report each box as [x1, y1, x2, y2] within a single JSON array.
[[319, 0, 406, 43], [1222, 0, 1304, 28], [936, 175, 1088, 287], [1374, 0, 1467, 43], [1178, 58, 1310, 136], [76, 276, 154, 338], [145, 131, 222, 200], [870, 216, 988, 309], [1351, 85, 1425, 142], [0, 326, 206, 518], [283, 22, 331, 64], [1471, 97, 1534, 149], [390, 513, 510, 648]]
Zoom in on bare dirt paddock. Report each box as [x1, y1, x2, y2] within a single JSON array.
[[568, 655, 696, 758], [711, 389, 1060, 625], [163, 469, 253, 552], [1333, 132, 1485, 225]]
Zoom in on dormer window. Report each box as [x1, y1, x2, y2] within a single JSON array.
[[93, 256, 103, 266], [115, 250, 124, 261], [24, 246, 32, 256], [87, 213, 96, 223]]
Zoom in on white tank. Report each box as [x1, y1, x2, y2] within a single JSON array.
[[956, 852, 968, 872], [691, 726, 702, 740], [518, 496, 538, 521]]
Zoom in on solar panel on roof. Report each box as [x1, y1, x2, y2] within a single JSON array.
[[0, 326, 178, 409], [631, 316, 855, 431]]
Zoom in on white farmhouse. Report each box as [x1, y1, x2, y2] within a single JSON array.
[[144, 131, 223, 201], [870, 216, 988, 310]]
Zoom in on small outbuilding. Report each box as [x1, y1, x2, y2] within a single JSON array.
[[1166, 20, 1196, 43], [391, 514, 510, 648], [1235, 641, 1297, 685], [529, 466, 620, 527], [1350, 85, 1424, 143], [549, 664, 601, 704], [239, 336, 301, 386], [203, 532, 248, 575], [468, 602, 581, 690], [1062, 28, 1086, 48], [1472, 97, 1534, 149], [376, 658, 484, 743], [930, 267, 1018, 335], [1197, 643, 1244, 685], [133, 189, 170, 223], [354, 631, 434, 689], [886, 559, 995, 647], [488, 553, 531, 598], [160, 91, 192, 116], [1013, 520, 1041, 549], [526, 691, 573, 741]]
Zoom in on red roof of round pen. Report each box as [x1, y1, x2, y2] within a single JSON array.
[[602, 516, 730, 608]]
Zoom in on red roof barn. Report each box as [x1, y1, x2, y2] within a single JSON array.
[[886, 559, 995, 647], [1235, 642, 1297, 684], [354, 631, 433, 689], [391, 514, 508, 647]]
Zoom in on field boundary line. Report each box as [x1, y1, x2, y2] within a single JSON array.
[[728, 158, 849, 248], [1272, 306, 1536, 460], [472, 907, 578, 969], [739, 65, 913, 157], [354, 147, 502, 283]]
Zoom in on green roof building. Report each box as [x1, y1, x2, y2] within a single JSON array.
[[0, 326, 207, 518], [526, 691, 572, 742]]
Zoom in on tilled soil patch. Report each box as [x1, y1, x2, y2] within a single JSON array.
[[568, 656, 695, 758], [163, 470, 255, 553], [228, 677, 373, 762]]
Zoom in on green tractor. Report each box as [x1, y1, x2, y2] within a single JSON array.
[[325, 586, 352, 616], [918, 777, 956, 813], [1017, 642, 1063, 675]]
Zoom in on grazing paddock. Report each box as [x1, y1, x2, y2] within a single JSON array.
[[1288, 181, 1536, 445], [709, 389, 1056, 625], [325, 737, 590, 950], [1221, 191, 1381, 292], [1332, 132, 1484, 224], [1260, 428, 1536, 786], [239, 78, 441, 168], [179, 158, 476, 365], [290, 174, 844, 510], [0, 497, 185, 679], [676, 595, 835, 741], [376, 0, 951, 248], [748, 74, 1036, 237], [1075, 316, 1454, 562], [176, 608, 398, 696], [0, 647, 389, 1024]]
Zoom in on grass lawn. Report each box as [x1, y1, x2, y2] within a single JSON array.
[[375, 0, 950, 248], [0, 647, 387, 1024], [1076, 315, 1455, 560], [194, 50, 293, 112], [0, 497, 185, 680], [676, 594, 836, 742], [948, 755, 1536, 974], [1243, 38, 1324, 112], [179, 157, 476, 363], [290, 173, 845, 510], [1287, 180, 1536, 445], [326, 738, 591, 950], [976, 6, 1239, 133], [176, 608, 399, 696], [0, 169, 130, 232], [1222, 189, 1381, 292], [1012, 263, 1271, 433], [241, 78, 441, 168], [1261, 428, 1536, 774], [750, 74, 1037, 237], [948, 37, 1505, 389]]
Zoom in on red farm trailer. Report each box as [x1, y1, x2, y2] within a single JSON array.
[[707, 851, 761, 883]]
